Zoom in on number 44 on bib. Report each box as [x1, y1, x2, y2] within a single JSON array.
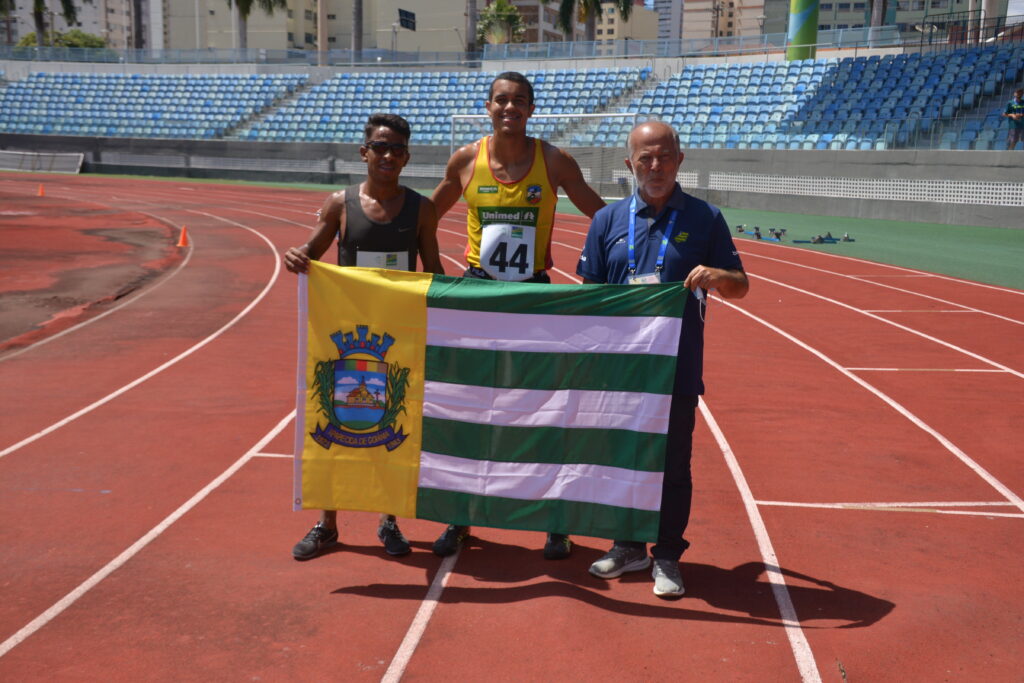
[[480, 223, 536, 281]]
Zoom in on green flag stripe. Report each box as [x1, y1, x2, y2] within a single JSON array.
[[424, 346, 676, 394], [421, 417, 666, 472], [425, 274, 686, 318], [416, 488, 660, 542]]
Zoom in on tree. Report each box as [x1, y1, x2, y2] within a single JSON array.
[[477, 0, 525, 45], [17, 28, 105, 47], [226, 0, 286, 51], [30, 0, 82, 48], [553, 0, 634, 42]]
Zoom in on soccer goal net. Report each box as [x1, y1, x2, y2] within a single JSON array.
[[0, 150, 84, 174], [451, 112, 641, 200]]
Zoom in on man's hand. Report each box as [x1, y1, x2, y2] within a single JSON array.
[[284, 245, 312, 274], [684, 265, 749, 299]]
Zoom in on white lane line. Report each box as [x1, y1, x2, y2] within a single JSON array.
[[699, 399, 822, 683], [747, 272, 1024, 379], [741, 251, 1023, 326], [0, 214, 194, 363], [253, 452, 293, 459], [845, 367, 1008, 373], [0, 410, 296, 658], [761, 500, 1013, 507], [0, 216, 281, 460], [716, 298, 1024, 514], [735, 237, 1023, 296], [381, 551, 460, 683], [756, 500, 1024, 518], [863, 310, 973, 313]]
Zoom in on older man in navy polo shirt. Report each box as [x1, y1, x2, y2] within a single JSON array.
[[576, 120, 749, 598]]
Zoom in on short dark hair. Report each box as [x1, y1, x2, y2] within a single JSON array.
[[488, 71, 534, 105], [364, 112, 411, 143]]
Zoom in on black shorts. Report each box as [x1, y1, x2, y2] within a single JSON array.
[[463, 265, 551, 283]]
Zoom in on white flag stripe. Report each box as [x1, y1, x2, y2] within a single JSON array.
[[423, 381, 672, 434], [426, 308, 681, 356], [419, 451, 665, 511]]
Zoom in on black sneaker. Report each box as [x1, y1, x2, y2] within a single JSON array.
[[543, 533, 572, 560], [432, 524, 469, 557], [377, 519, 411, 556], [292, 523, 338, 560]]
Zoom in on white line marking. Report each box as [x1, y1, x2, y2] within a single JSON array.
[[756, 500, 1024, 518], [742, 251, 1023, 326], [1, 217, 194, 362], [0, 410, 295, 657], [716, 298, 1024, 514], [746, 272, 1024, 379], [253, 452, 293, 459], [735, 237, 1024, 295], [845, 367, 1007, 373], [699, 399, 821, 682], [381, 551, 460, 683], [863, 310, 973, 314], [759, 500, 1013, 507], [0, 216, 281, 460]]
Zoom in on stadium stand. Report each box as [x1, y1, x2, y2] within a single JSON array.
[[0, 43, 1021, 150], [0, 72, 307, 139], [235, 67, 651, 146]]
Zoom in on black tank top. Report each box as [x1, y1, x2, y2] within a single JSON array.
[[338, 184, 421, 271]]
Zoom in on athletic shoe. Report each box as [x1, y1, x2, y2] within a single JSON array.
[[432, 525, 469, 557], [377, 519, 411, 557], [651, 559, 685, 598], [588, 544, 651, 579], [543, 533, 573, 560], [292, 523, 338, 560]]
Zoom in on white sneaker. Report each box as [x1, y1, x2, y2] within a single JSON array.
[[652, 559, 685, 598], [589, 544, 651, 579]]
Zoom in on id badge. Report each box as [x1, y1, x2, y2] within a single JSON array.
[[356, 250, 409, 271], [627, 272, 661, 285]]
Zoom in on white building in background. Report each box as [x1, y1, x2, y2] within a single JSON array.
[[596, 0, 659, 42], [653, 0, 683, 40]]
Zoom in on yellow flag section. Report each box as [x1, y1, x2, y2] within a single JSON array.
[[293, 262, 431, 517]]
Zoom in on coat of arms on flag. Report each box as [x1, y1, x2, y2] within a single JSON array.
[[294, 263, 687, 541]]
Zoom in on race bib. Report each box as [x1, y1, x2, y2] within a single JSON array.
[[356, 250, 409, 271], [479, 223, 536, 281]]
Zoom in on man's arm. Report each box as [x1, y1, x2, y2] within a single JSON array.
[[683, 266, 749, 299], [284, 191, 345, 274], [546, 144, 606, 218], [417, 196, 445, 275], [430, 143, 476, 218]]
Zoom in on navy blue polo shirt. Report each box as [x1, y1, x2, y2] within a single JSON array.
[[576, 184, 743, 396]]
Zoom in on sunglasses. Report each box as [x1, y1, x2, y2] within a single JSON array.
[[364, 141, 408, 155]]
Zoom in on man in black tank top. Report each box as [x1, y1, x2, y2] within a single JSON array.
[[284, 113, 444, 561]]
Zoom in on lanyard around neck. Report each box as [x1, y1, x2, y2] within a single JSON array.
[[627, 195, 679, 276]]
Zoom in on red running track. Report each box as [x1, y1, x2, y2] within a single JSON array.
[[0, 172, 1021, 681]]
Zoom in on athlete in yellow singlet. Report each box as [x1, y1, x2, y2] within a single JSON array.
[[430, 71, 606, 557]]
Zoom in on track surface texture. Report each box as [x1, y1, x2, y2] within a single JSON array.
[[1, 173, 1021, 682]]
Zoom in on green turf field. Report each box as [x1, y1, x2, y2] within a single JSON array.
[[552, 197, 1023, 290]]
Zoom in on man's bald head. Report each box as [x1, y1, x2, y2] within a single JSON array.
[[627, 120, 681, 158]]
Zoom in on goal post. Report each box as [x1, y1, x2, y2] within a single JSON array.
[[450, 112, 641, 200]]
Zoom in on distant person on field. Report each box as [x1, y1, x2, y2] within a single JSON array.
[[576, 120, 749, 598], [1003, 88, 1024, 150], [283, 112, 444, 560], [428, 70, 606, 561]]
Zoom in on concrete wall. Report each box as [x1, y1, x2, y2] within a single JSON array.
[[2, 133, 1021, 228]]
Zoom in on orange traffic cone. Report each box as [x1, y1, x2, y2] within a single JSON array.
[[176, 226, 190, 247], [37, 184, 45, 197]]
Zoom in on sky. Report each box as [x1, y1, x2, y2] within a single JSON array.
[[1009, 0, 1024, 19]]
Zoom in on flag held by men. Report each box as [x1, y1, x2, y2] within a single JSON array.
[[294, 262, 685, 542]]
